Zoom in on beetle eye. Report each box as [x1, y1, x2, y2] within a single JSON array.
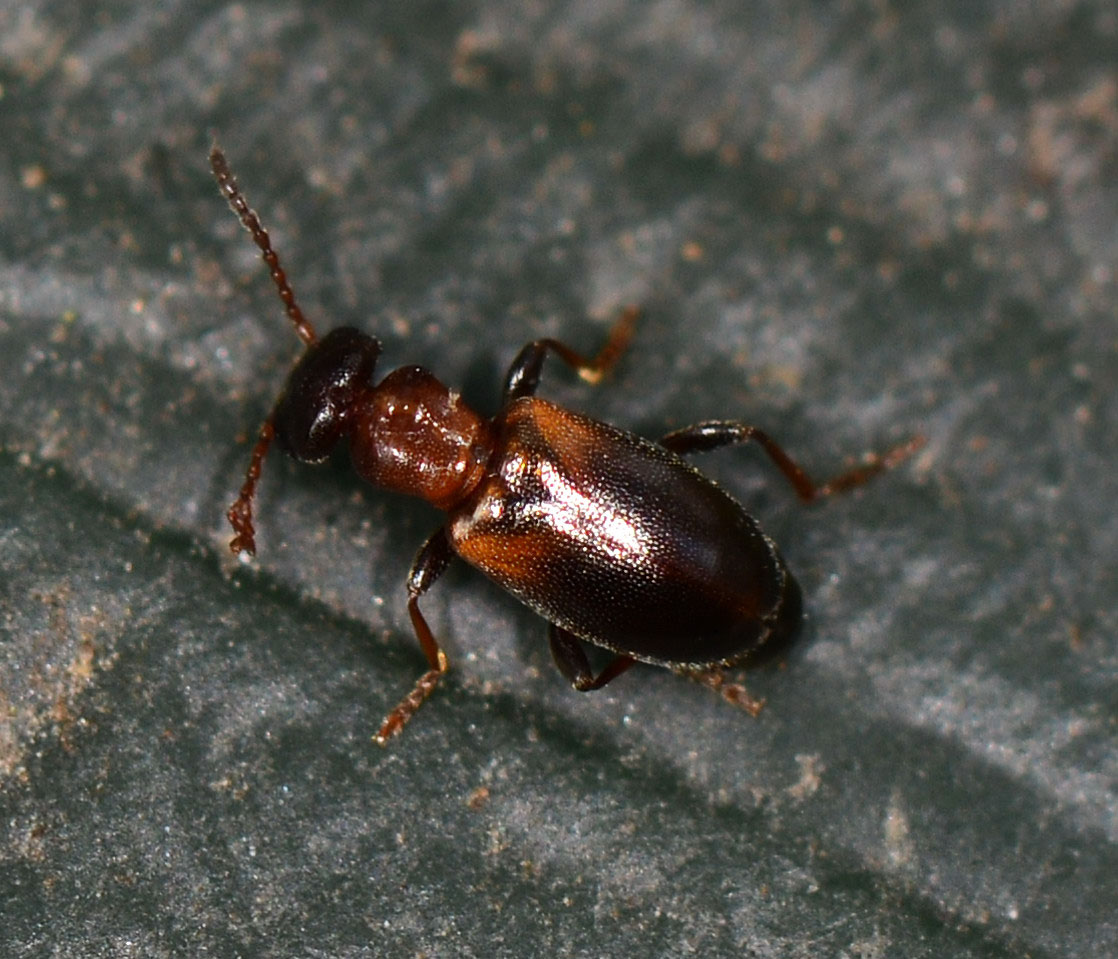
[[274, 326, 381, 462]]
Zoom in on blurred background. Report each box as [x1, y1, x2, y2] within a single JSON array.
[[1, 1, 1114, 955]]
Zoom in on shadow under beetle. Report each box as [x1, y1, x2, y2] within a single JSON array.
[[211, 146, 924, 745]]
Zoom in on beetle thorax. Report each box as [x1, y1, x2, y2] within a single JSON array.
[[348, 365, 493, 511]]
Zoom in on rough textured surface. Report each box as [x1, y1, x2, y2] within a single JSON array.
[[1, 1, 1115, 956]]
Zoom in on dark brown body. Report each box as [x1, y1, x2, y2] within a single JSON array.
[[210, 144, 923, 744], [450, 398, 800, 668]]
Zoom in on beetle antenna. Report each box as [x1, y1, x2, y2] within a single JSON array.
[[210, 144, 319, 346]]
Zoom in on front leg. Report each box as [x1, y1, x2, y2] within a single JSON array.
[[375, 528, 455, 745], [501, 306, 638, 404]]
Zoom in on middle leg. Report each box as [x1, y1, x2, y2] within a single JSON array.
[[501, 306, 638, 404], [549, 624, 636, 692]]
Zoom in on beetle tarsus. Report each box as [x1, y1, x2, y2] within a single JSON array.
[[375, 658, 447, 745], [501, 306, 638, 403], [678, 668, 766, 717]]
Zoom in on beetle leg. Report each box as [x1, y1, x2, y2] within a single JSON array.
[[501, 306, 638, 404], [548, 624, 636, 691], [375, 528, 454, 745], [659, 422, 925, 502], [674, 667, 766, 717]]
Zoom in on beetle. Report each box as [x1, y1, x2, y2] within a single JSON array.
[[210, 145, 923, 744]]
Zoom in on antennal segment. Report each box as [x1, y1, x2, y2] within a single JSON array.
[[210, 145, 318, 346]]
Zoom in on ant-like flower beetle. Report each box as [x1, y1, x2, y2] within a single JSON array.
[[211, 145, 924, 745]]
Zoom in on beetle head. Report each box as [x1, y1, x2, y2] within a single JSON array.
[[274, 326, 381, 462]]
